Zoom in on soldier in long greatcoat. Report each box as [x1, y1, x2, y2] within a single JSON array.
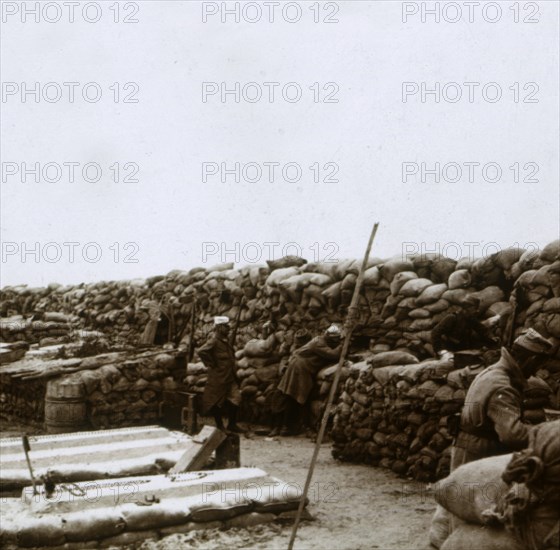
[[451, 328, 554, 470], [197, 316, 242, 432], [270, 325, 342, 436]]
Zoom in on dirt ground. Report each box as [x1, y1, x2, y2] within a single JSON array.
[[0, 421, 435, 550]]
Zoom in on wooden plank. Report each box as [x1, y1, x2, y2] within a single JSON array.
[[169, 426, 226, 473]]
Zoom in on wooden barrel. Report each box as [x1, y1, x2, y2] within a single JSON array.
[[44, 378, 88, 434]]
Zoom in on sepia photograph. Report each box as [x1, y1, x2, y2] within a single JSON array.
[[1, 1, 559, 549]]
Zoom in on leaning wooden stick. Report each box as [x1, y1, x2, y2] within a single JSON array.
[[288, 222, 380, 550]]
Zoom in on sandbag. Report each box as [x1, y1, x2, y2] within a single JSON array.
[[369, 351, 419, 368], [448, 270, 471, 290], [265, 267, 300, 286], [515, 269, 537, 288], [249, 265, 268, 286], [379, 259, 414, 282], [281, 273, 316, 290], [341, 272, 357, 291], [120, 499, 190, 531], [531, 265, 551, 287], [44, 311, 70, 323], [363, 266, 381, 286], [63, 508, 126, 542], [425, 299, 451, 314], [502, 420, 560, 493], [493, 248, 525, 272], [243, 334, 277, 358], [321, 281, 342, 306], [442, 289, 472, 306], [207, 262, 234, 272], [441, 523, 523, 550], [189, 493, 253, 522], [301, 261, 338, 278], [267, 256, 307, 270], [409, 308, 431, 319], [251, 479, 305, 513], [399, 278, 433, 298], [17, 516, 66, 547], [434, 454, 512, 524], [309, 273, 332, 287], [78, 369, 102, 394], [540, 239, 560, 262], [417, 283, 448, 306], [431, 258, 458, 284], [430, 504, 451, 549], [390, 272, 418, 296], [468, 286, 505, 313], [543, 297, 560, 313], [99, 529, 160, 548]]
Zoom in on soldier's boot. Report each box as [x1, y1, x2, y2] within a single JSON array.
[[227, 405, 244, 433]]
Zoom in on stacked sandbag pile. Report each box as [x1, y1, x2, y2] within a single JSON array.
[[331, 345, 559, 482], [365, 253, 512, 357], [0, 352, 180, 429], [431, 453, 524, 549], [234, 331, 283, 423], [507, 239, 560, 406], [0, 243, 557, 360], [0, 312, 80, 346], [331, 352, 462, 481], [497, 420, 560, 550], [73, 352, 179, 429], [1, 241, 559, 446]]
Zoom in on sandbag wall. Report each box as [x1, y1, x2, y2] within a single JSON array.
[[330, 352, 559, 482], [1, 241, 559, 476], [1, 242, 558, 357], [330, 356, 478, 482], [0, 352, 181, 430], [0, 312, 80, 346], [0, 375, 47, 427], [78, 352, 180, 430]]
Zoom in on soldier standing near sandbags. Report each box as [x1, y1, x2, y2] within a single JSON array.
[[269, 325, 342, 436], [197, 316, 243, 433], [431, 296, 499, 356], [451, 328, 554, 470]]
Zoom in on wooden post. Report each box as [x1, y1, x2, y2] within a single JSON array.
[[215, 434, 241, 469], [181, 393, 198, 435], [288, 222, 379, 550]]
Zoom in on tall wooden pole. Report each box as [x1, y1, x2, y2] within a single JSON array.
[[287, 222, 380, 550]]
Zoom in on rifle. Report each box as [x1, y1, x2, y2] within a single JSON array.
[[187, 298, 197, 363], [504, 285, 520, 347], [230, 296, 245, 348]]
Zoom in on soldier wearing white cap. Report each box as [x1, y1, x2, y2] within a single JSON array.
[[451, 327, 554, 470], [197, 316, 243, 432], [270, 324, 343, 436]]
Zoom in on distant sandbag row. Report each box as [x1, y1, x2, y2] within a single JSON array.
[[0, 312, 80, 346], [1, 241, 558, 362]]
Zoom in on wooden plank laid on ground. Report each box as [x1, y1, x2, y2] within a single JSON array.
[[169, 425, 226, 473]]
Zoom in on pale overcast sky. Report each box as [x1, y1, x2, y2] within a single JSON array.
[[1, 1, 559, 287]]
